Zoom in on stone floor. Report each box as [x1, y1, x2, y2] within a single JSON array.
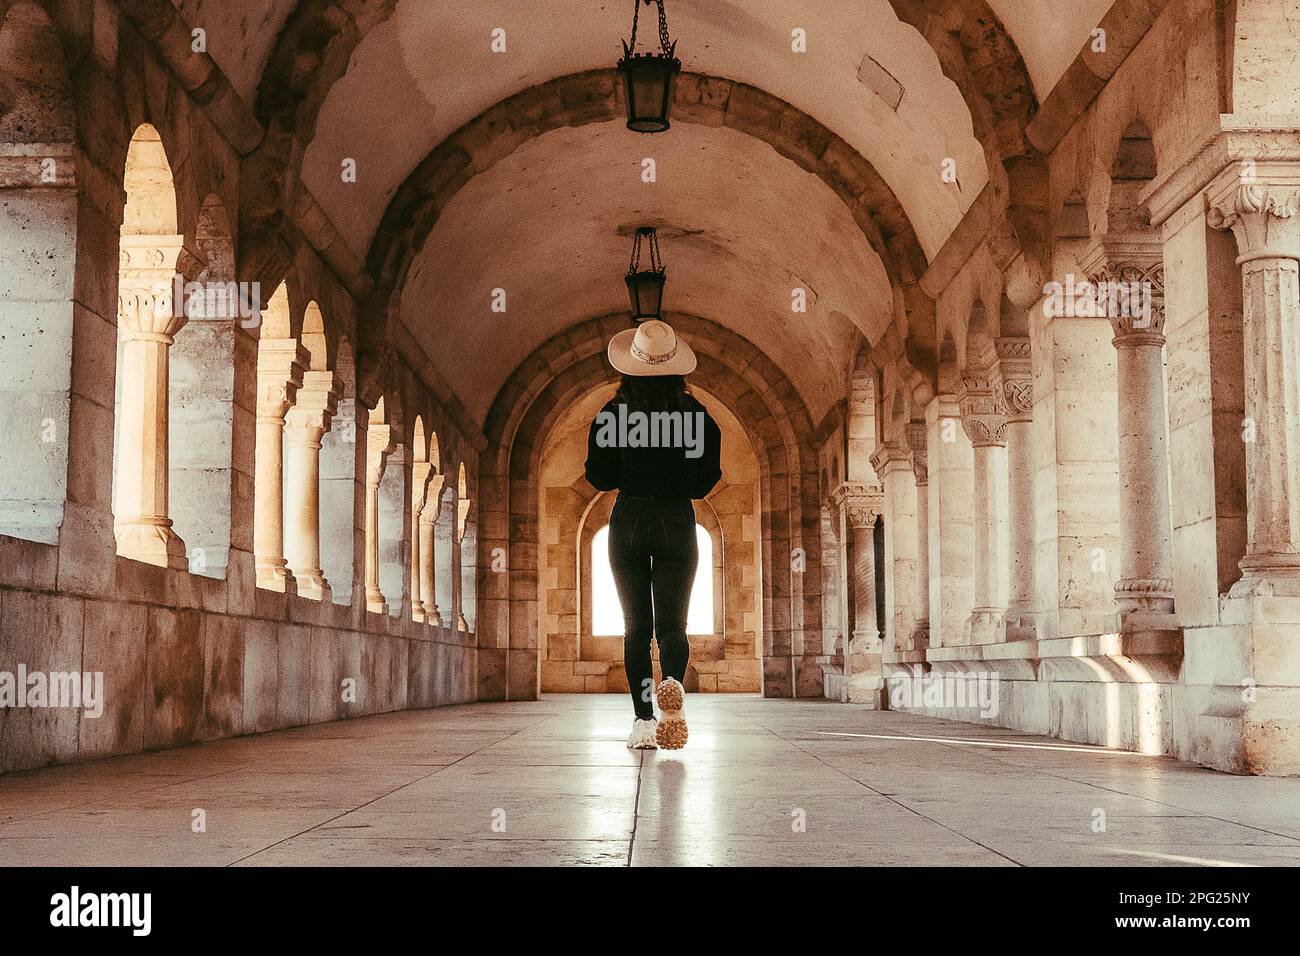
[[2, 694, 1299, 866]]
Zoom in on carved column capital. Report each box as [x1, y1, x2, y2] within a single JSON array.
[[117, 234, 203, 339], [420, 473, 446, 526], [1080, 234, 1167, 343], [366, 423, 394, 485], [903, 422, 928, 486], [869, 440, 912, 479], [958, 373, 1008, 447], [411, 460, 433, 512], [1207, 162, 1300, 261], [284, 370, 338, 448], [993, 337, 1033, 423], [255, 339, 309, 422], [831, 481, 884, 530]]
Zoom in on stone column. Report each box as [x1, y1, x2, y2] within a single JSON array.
[[420, 474, 445, 626], [1084, 237, 1177, 618], [365, 421, 393, 613], [409, 460, 432, 621], [282, 370, 337, 600], [113, 234, 197, 569], [253, 339, 306, 592], [832, 482, 885, 705], [995, 337, 1037, 638], [904, 421, 930, 649], [871, 441, 920, 654], [456, 495, 471, 631], [1209, 169, 1300, 592], [959, 373, 1010, 643]]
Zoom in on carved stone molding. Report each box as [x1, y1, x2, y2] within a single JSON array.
[[831, 482, 884, 530], [869, 440, 911, 479], [284, 371, 339, 447], [993, 337, 1032, 423], [255, 339, 308, 422], [411, 460, 433, 513], [903, 422, 928, 485], [366, 423, 394, 485], [958, 373, 1007, 447], [1079, 234, 1167, 343], [1206, 165, 1300, 261], [421, 474, 446, 526]]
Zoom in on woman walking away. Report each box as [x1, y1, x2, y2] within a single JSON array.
[[584, 320, 722, 751]]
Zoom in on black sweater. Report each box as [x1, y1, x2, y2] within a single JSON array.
[[584, 396, 722, 500]]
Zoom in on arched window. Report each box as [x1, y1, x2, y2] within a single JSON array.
[[590, 523, 713, 636]]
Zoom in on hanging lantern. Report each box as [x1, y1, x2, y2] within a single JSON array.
[[617, 0, 681, 134], [625, 227, 666, 321]]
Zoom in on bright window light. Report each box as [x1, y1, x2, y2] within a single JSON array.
[[590, 523, 714, 636]]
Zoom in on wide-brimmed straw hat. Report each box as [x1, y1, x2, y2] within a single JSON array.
[[607, 319, 697, 377]]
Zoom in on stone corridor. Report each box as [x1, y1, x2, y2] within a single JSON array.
[[3, 695, 1299, 867], [5, 0, 1300, 839]]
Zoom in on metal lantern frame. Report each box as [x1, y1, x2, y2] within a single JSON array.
[[625, 226, 667, 321], [616, 0, 681, 134]]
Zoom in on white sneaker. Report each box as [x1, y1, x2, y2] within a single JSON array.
[[627, 718, 659, 750]]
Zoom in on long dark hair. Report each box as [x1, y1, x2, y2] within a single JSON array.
[[613, 374, 694, 413]]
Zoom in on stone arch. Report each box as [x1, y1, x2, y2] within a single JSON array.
[[1106, 119, 1158, 234], [244, 0, 1037, 287], [0, 0, 77, 545], [544, 381, 757, 695], [112, 122, 191, 570], [479, 312, 818, 702]]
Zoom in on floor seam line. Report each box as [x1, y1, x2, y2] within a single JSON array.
[[751, 716, 1026, 866], [223, 727, 528, 866]]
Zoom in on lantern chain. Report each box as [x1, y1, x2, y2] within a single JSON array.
[[628, 0, 673, 57]]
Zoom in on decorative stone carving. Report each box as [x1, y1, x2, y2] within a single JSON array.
[[958, 372, 1007, 447], [831, 481, 884, 530], [904, 422, 928, 486], [993, 337, 1032, 423]]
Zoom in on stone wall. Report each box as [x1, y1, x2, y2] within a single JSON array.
[[0, 534, 476, 774]]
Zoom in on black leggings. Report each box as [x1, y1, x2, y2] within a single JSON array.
[[607, 495, 698, 719]]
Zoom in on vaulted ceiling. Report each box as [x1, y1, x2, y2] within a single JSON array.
[[172, 0, 1119, 426]]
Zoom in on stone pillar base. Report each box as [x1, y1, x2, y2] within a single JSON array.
[[969, 608, 1006, 644], [1115, 577, 1175, 615], [256, 560, 297, 595], [847, 674, 887, 708], [115, 521, 188, 571], [294, 571, 331, 602], [1232, 558, 1300, 597]]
